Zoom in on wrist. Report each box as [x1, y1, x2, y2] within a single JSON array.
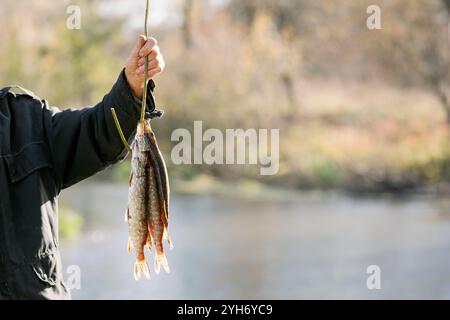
[[132, 88, 143, 100], [124, 68, 143, 99]]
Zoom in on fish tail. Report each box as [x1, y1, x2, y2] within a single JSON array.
[[127, 237, 133, 255], [154, 249, 170, 275], [163, 227, 174, 250], [134, 252, 150, 280]]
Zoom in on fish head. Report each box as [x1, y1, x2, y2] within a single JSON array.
[[137, 120, 160, 152], [142, 121, 158, 146], [135, 121, 152, 152]]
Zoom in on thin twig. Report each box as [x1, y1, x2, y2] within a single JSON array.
[[140, 0, 150, 123], [111, 108, 132, 153]]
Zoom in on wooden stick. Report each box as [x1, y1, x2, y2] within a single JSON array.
[[111, 108, 132, 153], [140, 0, 150, 123]]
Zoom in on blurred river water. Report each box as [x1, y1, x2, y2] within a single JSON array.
[[59, 181, 450, 299]]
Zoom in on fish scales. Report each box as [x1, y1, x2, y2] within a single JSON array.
[[148, 136, 171, 229], [127, 139, 152, 280], [126, 120, 171, 280]]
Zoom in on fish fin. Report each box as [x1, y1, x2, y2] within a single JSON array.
[[163, 227, 174, 250], [134, 258, 151, 281], [127, 237, 133, 254], [124, 208, 130, 223], [160, 205, 170, 242], [154, 251, 170, 275], [163, 202, 169, 227]]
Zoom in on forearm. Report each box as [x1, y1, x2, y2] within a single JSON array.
[[45, 69, 156, 190]]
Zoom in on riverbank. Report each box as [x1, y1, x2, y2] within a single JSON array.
[[102, 81, 449, 196], [105, 162, 450, 204], [171, 174, 450, 202]]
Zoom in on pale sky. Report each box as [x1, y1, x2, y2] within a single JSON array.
[[100, 0, 230, 30]]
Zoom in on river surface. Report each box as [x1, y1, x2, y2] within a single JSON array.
[[59, 181, 450, 299]]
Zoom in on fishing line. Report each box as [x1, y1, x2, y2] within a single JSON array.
[[111, 0, 151, 152], [140, 0, 150, 123]]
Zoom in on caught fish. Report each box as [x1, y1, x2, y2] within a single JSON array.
[[147, 126, 173, 274], [126, 119, 172, 280], [112, 0, 171, 282]]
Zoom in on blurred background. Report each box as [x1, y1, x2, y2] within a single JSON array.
[[1, 0, 449, 299]]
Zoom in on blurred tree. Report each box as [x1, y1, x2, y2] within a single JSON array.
[[443, 0, 450, 11], [1, 27, 25, 83], [182, 0, 195, 47], [178, 0, 198, 48], [227, 0, 310, 33], [227, 0, 303, 116], [0, 0, 127, 106], [0, 0, 62, 87], [367, 0, 449, 122], [42, 0, 127, 106]]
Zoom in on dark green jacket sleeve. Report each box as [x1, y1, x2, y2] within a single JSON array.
[[43, 69, 156, 191]]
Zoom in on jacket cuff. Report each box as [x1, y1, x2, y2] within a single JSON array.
[[104, 69, 158, 162], [110, 68, 157, 118]]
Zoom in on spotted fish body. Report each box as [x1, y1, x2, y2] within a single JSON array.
[[126, 120, 171, 280], [127, 134, 151, 280], [147, 162, 170, 274], [148, 134, 170, 228]]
